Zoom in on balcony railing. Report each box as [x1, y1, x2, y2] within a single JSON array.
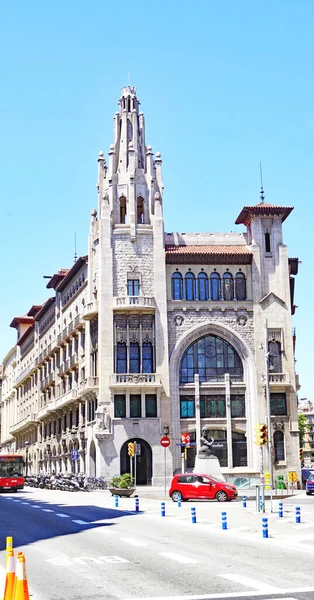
[[111, 373, 161, 386], [82, 301, 98, 321], [77, 377, 99, 397], [10, 412, 38, 433], [269, 373, 290, 384], [114, 296, 155, 311]]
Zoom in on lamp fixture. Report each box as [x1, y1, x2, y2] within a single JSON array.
[[163, 425, 169, 436]]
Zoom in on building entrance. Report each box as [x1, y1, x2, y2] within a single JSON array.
[[121, 438, 152, 485]]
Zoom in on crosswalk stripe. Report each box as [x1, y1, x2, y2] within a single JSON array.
[[158, 552, 197, 564]]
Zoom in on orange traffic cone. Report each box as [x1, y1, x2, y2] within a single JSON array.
[[12, 553, 23, 600], [3, 550, 15, 600], [13, 555, 29, 600]]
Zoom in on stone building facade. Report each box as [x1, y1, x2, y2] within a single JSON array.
[[0, 86, 300, 486]]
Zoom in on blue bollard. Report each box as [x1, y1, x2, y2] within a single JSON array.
[[161, 501, 165, 517], [278, 501, 283, 518], [296, 506, 301, 524], [242, 496, 247, 508], [177, 494, 181, 508], [191, 507, 196, 524], [114, 494, 119, 508], [135, 497, 139, 513], [221, 511, 227, 530], [260, 497, 264, 512], [262, 517, 268, 538]]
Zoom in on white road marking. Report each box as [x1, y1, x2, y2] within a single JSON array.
[[42, 509, 54, 512], [219, 573, 281, 593], [120, 538, 148, 547], [72, 520, 90, 525], [98, 556, 129, 563], [55, 513, 70, 518], [31, 505, 41, 508], [12, 500, 21, 502], [158, 552, 197, 564], [21, 502, 29, 505]]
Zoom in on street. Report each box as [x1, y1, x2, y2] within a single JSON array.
[[1, 489, 314, 600]]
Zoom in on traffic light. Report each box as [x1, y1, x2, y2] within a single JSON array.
[[299, 448, 304, 462], [260, 424, 268, 445], [128, 442, 135, 457], [254, 424, 268, 445]]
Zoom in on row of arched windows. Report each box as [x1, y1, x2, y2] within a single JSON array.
[[172, 271, 247, 301], [116, 341, 153, 374], [119, 196, 144, 224]]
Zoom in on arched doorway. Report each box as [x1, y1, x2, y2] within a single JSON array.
[[120, 438, 152, 485], [89, 440, 96, 477]]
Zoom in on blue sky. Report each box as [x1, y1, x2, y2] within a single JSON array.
[[0, 1, 312, 400]]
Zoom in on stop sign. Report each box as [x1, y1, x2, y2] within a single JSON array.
[[160, 436, 170, 448]]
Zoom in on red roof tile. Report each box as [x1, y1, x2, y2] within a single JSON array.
[[165, 245, 252, 265], [235, 202, 293, 226]]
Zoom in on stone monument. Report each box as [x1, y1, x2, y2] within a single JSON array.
[[194, 425, 225, 481], [95, 405, 112, 440]]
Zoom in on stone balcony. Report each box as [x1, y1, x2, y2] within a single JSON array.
[[269, 373, 291, 388], [82, 301, 99, 321], [113, 296, 155, 312], [110, 373, 161, 388], [77, 376, 99, 398], [10, 413, 38, 434]]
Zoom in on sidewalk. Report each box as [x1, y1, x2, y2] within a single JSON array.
[[133, 485, 303, 501]]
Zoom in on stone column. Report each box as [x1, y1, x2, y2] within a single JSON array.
[[194, 374, 200, 453]]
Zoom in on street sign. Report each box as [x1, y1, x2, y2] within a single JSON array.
[[288, 471, 297, 483], [181, 433, 190, 445], [71, 449, 79, 461], [160, 436, 170, 448]]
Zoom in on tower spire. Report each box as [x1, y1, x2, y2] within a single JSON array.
[[260, 162, 265, 203]]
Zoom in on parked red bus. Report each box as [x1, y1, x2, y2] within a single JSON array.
[[0, 455, 24, 492]]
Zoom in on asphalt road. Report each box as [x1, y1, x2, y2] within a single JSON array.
[[1, 488, 314, 600]]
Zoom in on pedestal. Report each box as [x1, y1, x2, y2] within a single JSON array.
[[194, 456, 225, 481]]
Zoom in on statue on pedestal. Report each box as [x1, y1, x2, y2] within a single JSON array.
[[198, 426, 216, 459]]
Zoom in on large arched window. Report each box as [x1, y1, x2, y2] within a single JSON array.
[[180, 334, 243, 383], [274, 430, 285, 461], [235, 272, 246, 300], [172, 272, 182, 300], [116, 342, 127, 373], [184, 272, 196, 300], [222, 273, 234, 300], [197, 272, 208, 301], [210, 272, 221, 300], [142, 342, 153, 373], [129, 342, 140, 373]]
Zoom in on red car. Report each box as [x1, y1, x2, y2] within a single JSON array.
[[169, 473, 238, 502]]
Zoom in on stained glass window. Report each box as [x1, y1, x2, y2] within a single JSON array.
[[235, 272, 246, 300], [197, 272, 208, 300], [222, 273, 234, 301], [129, 342, 140, 373], [117, 342, 127, 373], [210, 273, 221, 300], [142, 342, 153, 373], [184, 272, 196, 300]]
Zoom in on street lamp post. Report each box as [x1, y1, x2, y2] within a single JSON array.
[[25, 441, 30, 477]]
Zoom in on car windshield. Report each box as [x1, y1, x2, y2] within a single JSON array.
[[308, 474, 314, 481], [209, 475, 225, 484]]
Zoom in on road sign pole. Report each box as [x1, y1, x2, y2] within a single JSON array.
[[134, 442, 137, 491], [164, 446, 167, 498]]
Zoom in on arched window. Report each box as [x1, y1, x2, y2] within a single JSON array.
[[268, 341, 282, 373], [137, 196, 144, 224], [116, 342, 127, 373], [210, 272, 221, 300], [180, 334, 243, 383], [129, 342, 140, 373], [142, 342, 153, 373], [184, 272, 196, 300], [235, 272, 246, 300], [172, 272, 183, 300], [197, 272, 208, 301], [274, 430, 285, 461], [119, 196, 126, 224], [222, 273, 234, 301]]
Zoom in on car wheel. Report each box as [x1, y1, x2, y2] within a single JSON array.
[[306, 492, 311, 495], [171, 490, 183, 502], [216, 490, 228, 502]]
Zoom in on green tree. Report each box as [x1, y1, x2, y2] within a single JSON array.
[[298, 413, 309, 448]]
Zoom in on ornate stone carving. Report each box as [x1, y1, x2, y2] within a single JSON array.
[[273, 420, 285, 430], [236, 315, 247, 326], [174, 314, 184, 326], [95, 405, 111, 436]]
